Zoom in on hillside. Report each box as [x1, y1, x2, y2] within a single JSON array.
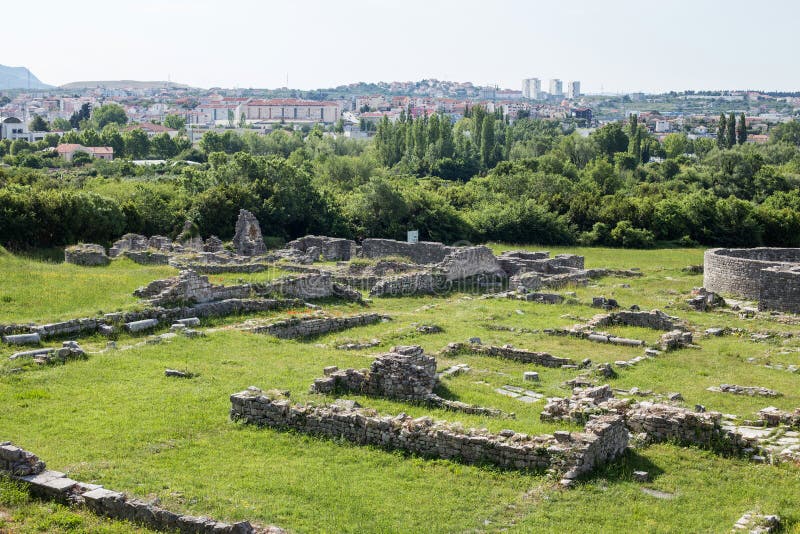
[[0, 64, 52, 90], [60, 79, 191, 90]]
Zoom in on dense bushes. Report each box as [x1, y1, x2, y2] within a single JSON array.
[[2, 117, 800, 250]]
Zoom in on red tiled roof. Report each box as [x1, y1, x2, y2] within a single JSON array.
[[55, 143, 83, 153]]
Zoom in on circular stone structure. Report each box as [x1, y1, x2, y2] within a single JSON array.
[[703, 248, 800, 312]]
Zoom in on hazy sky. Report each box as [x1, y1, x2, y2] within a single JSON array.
[[5, 0, 799, 92]]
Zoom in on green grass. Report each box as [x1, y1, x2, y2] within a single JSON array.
[[0, 475, 153, 533], [1, 246, 799, 532], [0, 249, 176, 323]]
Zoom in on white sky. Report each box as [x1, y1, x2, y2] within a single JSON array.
[[5, 0, 799, 93]]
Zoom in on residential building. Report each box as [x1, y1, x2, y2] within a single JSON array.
[[522, 78, 541, 99], [239, 99, 340, 123], [549, 79, 563, 98], [567, 81, 581, 99], [55, 143, 114, 161]]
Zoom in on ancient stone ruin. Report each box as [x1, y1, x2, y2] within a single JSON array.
[[64, 243, 110, 266], [248, 313, 385, 339], [309, 345, 506, 417], [0, 442, 281, 533], [286, 235, 357, 261], [232, 209, 267, 256], [441, 342, 575, 368], [134, 270, 361, 307], [704, 247, 800, 312], [230, 387, 629, 479]]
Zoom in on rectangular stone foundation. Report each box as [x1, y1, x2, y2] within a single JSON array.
[[230, 388, 628, 478]]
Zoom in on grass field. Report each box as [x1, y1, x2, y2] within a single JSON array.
[[1, 246, 799, 533]]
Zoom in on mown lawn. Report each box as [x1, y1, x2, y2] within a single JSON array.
[[1, 246, 799, 532]]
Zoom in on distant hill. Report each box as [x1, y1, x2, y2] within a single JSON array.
[[60, 80, 190, 90], [0, 65, 52, 90]]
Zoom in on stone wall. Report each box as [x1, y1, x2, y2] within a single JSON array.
[[230, 388, 628, 478], [704, 248, 800, 310], [0, 442, 280, 533], [136, 271, 361, 307], [587, 310, 683, 331], [437, 246, 506, 282], [361, 239, 453, 264], [369, 272, 439, 297], [441, 342, 575, 368], [250, 313, 384, 339], [310, 346, 437, 401], [286, 235, 357, 261], [758, 265, 800, 313], [64, 244, 110, 266], [232, 209, 267, 256], [626, 403, 756, 453]]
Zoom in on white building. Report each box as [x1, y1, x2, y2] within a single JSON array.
[[522, 78, 541, 99], [567, 81, 581, 99], [549, 79, 563, 98]]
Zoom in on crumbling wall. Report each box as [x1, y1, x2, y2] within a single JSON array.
[[286, 235, 357, 261], [361, 239, 453, 264], [442, 342, 574, 368], [230, 388, 628, 476], [311, 346, 437, 401], [369, 272, 440, 297], [588, 309, 683, 331], [232, 209, 267, 256], [251, 313, 384, 339], [64, 244, 110, 266], [0, 442, 276, 533], [437, 246, 506, 281]]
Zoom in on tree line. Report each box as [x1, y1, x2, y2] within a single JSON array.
[[1, 108, 799, 251]]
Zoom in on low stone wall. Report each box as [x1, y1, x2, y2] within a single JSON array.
[[311, 346, 437, 401], [2, 298, 305, 342], [251, 313, 384, 339], [230, 388, 628, 478], [758, 407, 800, 428], [587, 310, 683, 331], [64, 244, 110, 266], [626, 403, 757, 453], [361, 239, 453, 264], [441, 342, 574, 368], [0, 442, 280, 533], [136, 271, 360, 307]]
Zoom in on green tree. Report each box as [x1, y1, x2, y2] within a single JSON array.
[[69, 103, 91, 129], [591, 122, 629, 160], [71, 151, 92, 166], [663, 133, 688, 159], [480, 116, 495, 169], [52, 117, 72, 131], [717, 113, 727, 149], [29, 114, 49, 132], [769, 120, 800, 145], [163, 114, 186, 130], [92, 103, 128, 129], [737, 113, 748, 145], [151, 132, 178, 159], [239, 112, 247, 129], [123, 128, 150, 159], [726, 112, 736, 148]]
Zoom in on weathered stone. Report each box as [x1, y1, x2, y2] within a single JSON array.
[[704, 247, 800, 313], [2, 333, 41, 345], [125, 319, 159, 333], [64, 243, 110, 266], [232, 209, 266, 256]]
